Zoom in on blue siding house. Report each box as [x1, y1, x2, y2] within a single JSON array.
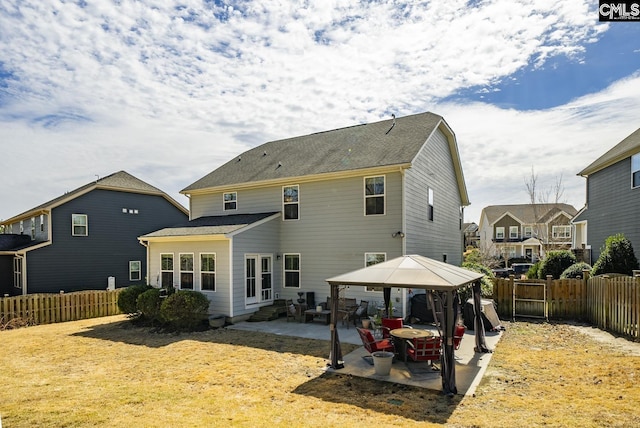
[[140, 112, 471, 322], [573, 128, 640, 263], [0, 171, 188, 296]]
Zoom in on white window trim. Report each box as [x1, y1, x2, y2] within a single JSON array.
[[160, 253, 174, 288], [283, 253, 301, 288], [179, 253, 194, 289], [364, 252, 386, 292], [282, 185, 300, 221], [632, 153, 640, 189], [200, 253, 216, 292], [129, 261, 141, 281], [364, 175, 386, 216], [552, 225, 571, 239], [71, 214, 88, 236], [223, 192, 237, 211], [495, 227, 505, 239], [509, 226, 519, 239], [428, 188, 434, 221], [524, 226, 533, 238]]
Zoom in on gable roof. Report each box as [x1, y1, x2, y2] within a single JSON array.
[[2, 171, 187, 224], [139, 212, 279, 239], [481, 203, 578, 225], [578, 128, 640, 176], [182, 112, 469, 205]]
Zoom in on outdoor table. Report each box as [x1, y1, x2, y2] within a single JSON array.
[[304, 308, 331, 324], [390, 328, 433, 360]]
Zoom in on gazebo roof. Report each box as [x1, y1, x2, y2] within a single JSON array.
[[326, 255, 483, 290]]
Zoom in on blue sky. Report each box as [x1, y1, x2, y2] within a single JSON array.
[[1, 0, 639, 225]]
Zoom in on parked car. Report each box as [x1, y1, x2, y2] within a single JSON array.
[[512, 263, 534, 277], [492, 267, 514, 278]]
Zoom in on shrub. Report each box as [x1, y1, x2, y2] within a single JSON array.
[[136, 288, 163, 323], [118, 284, 153, 314], [591, 234, 640, 276], [560, 262, 592, 279], [526, 261, 541, 279], [160, 290, 210, 330], [538, 250, 577, 279], [460, 262, 494, 303]]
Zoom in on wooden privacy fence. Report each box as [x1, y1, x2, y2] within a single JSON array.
[[491, 274, 640, 340], [0, 289, 122, 326]]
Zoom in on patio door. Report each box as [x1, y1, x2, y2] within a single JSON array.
[[246, 254, 273, 305], [246, 256, 258, 305]]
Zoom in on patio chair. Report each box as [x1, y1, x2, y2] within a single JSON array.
[[405, 336, 442, 366], [345, 300, 369, 328], [453, 324, 465, 350], [380, 317, 411, 338], [356, 327, 395, 355]]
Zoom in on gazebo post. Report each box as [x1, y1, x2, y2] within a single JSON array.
[[441, 289, 457, 396], [329, 283, 343, 369]]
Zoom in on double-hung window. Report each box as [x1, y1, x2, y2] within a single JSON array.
[[160, 254, 174, 288], [365, 253, 386, 292], [72, 214, 88, 236], [552, 225, 571, 239], [223, 192, 237, 211], [283, 185, 299, 220], [200, 253, 216, 291], [365, 176, 385, 215], [632, 153, 640, 188], [180, 254, 194, 289], [129, 261, 141, 281], [495, 227, 505, 240], [427, 188, 434, 221], [524, 226, 533, 238], [283, 254, 300, 288], [509, 226, 518, 239]]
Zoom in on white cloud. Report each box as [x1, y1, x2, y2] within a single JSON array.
[[0, 0, 635, 223]]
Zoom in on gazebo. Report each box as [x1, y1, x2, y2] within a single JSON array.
[[326, 254, 488, 396]]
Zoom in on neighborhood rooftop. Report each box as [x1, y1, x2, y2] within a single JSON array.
[[481, 203, 578, 224]]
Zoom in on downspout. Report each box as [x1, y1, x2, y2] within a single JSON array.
[[228, 236, 234, 319], [139, 239, 150, 286], [400, 166, 407, 319]]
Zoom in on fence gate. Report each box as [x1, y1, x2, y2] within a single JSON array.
[[512, 281, 548, 321]]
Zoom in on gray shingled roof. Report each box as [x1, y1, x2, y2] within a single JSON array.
[[3, 171, 186, 224], [182, 112, 444, 192], [481, 203, 578, 225], [578, 128, 640, 176], [140, 212, 279, 238]]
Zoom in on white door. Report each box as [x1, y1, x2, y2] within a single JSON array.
[[246, 256, 257, 305]]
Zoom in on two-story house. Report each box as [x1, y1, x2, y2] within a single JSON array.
[[139, 112, 471, 322], [573, 128, 640, 263], [478, 203, 578, 264], [0, 171, 188, 296]]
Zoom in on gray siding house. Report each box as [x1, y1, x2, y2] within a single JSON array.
[[0, 171, 188, 296], [573, 128, 640, 263], [139, 112, 470, 322]]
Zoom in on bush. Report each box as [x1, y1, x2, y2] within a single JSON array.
[[526, 261, 541, 279], [560, 262, 592, 279], [591, 234, 640, 276], [537, 250, 577, 279], [136, 288, 163, 323], [160, 290, 210, 330], [460, 262, 495, 303], [118, 284, 153, 314]]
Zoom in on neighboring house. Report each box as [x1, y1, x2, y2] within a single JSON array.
[[0, 171, 188, 296], [462, 222, 479, 249], [139, 112, 470, 322], [478, 203, 578, 263], [573, 128, 640, 264]]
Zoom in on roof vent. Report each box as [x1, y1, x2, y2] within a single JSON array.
[[385, 114, 396, 135], [263, 151, 268, 156]]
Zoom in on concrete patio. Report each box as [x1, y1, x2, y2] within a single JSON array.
[[227, 316, 503, 396]]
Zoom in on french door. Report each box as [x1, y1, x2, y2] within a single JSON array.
[[246, 255, 273, 305]]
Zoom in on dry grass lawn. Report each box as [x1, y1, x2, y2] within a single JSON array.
[[0, 315, 639, 427]]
